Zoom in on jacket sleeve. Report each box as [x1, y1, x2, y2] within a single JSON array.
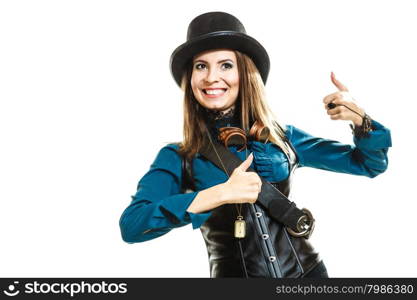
[[286, 120, 392, 178], [119, 144, 212, 244]]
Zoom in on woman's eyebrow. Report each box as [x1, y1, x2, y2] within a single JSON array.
[[217, 59, 234, 64], [193, 59, 235, 64]]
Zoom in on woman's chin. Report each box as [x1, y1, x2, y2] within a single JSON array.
[[203, 102, 231, 112]]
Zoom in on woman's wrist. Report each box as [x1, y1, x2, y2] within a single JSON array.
[[350, 113, 373, 138], [187, 183, 229, 214], [352, 114, 364, 127], [217, 182, 231, 205]]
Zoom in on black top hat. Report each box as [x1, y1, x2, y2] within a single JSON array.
[[170, 11, 270, 87]]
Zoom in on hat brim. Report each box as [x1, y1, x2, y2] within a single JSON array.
[[170, 31, 270, 87]]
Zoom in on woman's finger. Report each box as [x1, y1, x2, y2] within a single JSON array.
[[323, 92, 340, 104], [331, 72, 349, 92], [327, 107, 342, 115], [330, 113, 343, 120]]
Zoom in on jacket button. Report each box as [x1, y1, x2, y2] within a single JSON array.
[[269, 256, 276, 262], [255, 212, 262, 217], [262, 234, 269, 240]]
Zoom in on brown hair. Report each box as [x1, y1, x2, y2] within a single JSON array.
[[177, 50, 288, 159]]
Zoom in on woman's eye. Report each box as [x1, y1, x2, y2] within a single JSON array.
[[195, 63, 206, 70], [222, 62, 233, 70]]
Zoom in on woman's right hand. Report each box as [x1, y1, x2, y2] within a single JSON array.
[[222, 153, 262, 204]]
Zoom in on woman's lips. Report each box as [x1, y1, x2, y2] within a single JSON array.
[[202, 88, 227, 98]]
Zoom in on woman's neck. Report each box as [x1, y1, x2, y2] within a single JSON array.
[[205, 105, 240, 130], [207, 105, 236, 121], [218, 105, 235, 117]]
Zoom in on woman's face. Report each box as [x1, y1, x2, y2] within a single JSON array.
[[191, 49, 239, 112]]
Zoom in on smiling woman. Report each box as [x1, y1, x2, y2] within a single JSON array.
[[119, 11, 391, 278]]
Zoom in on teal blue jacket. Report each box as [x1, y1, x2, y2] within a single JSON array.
[[119, 120, 391, 243]]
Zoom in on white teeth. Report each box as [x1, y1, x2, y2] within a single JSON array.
[[205, 89, 225, 95]]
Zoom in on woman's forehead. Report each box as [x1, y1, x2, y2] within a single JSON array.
[[193, 49, 236, 62]]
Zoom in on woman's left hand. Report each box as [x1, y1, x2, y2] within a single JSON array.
[[322, 72, 365, 127]]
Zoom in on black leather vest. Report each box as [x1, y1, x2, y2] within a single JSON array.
[[181, 140, 321, 278]]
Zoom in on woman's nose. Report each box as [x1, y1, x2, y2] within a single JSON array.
[[205, 68, 220, 83]]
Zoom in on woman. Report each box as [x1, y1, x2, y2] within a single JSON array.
[[119, 12, 391, 278]]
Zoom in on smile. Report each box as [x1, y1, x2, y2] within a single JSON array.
[[203, 88, 227, 97]]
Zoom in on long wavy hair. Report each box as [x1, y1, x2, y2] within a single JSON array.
[[177, 50, 289, 159]]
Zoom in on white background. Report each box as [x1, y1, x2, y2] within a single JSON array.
[[0, 0, 416, 277]]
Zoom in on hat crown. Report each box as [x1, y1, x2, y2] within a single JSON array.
[[187, 12, 246, 41]]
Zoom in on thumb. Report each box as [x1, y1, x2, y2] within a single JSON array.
[[331, 71, 349, 92], [235, 152, 254, 173]]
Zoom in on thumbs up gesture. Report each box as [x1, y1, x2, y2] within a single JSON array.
[[221, 153, 262, 205], [322, 72, 365, 126]]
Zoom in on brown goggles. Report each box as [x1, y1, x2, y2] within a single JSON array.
[[218, 121, 270, 152]]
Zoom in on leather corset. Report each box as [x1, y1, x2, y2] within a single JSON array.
[[182, 140, 321, 278]]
